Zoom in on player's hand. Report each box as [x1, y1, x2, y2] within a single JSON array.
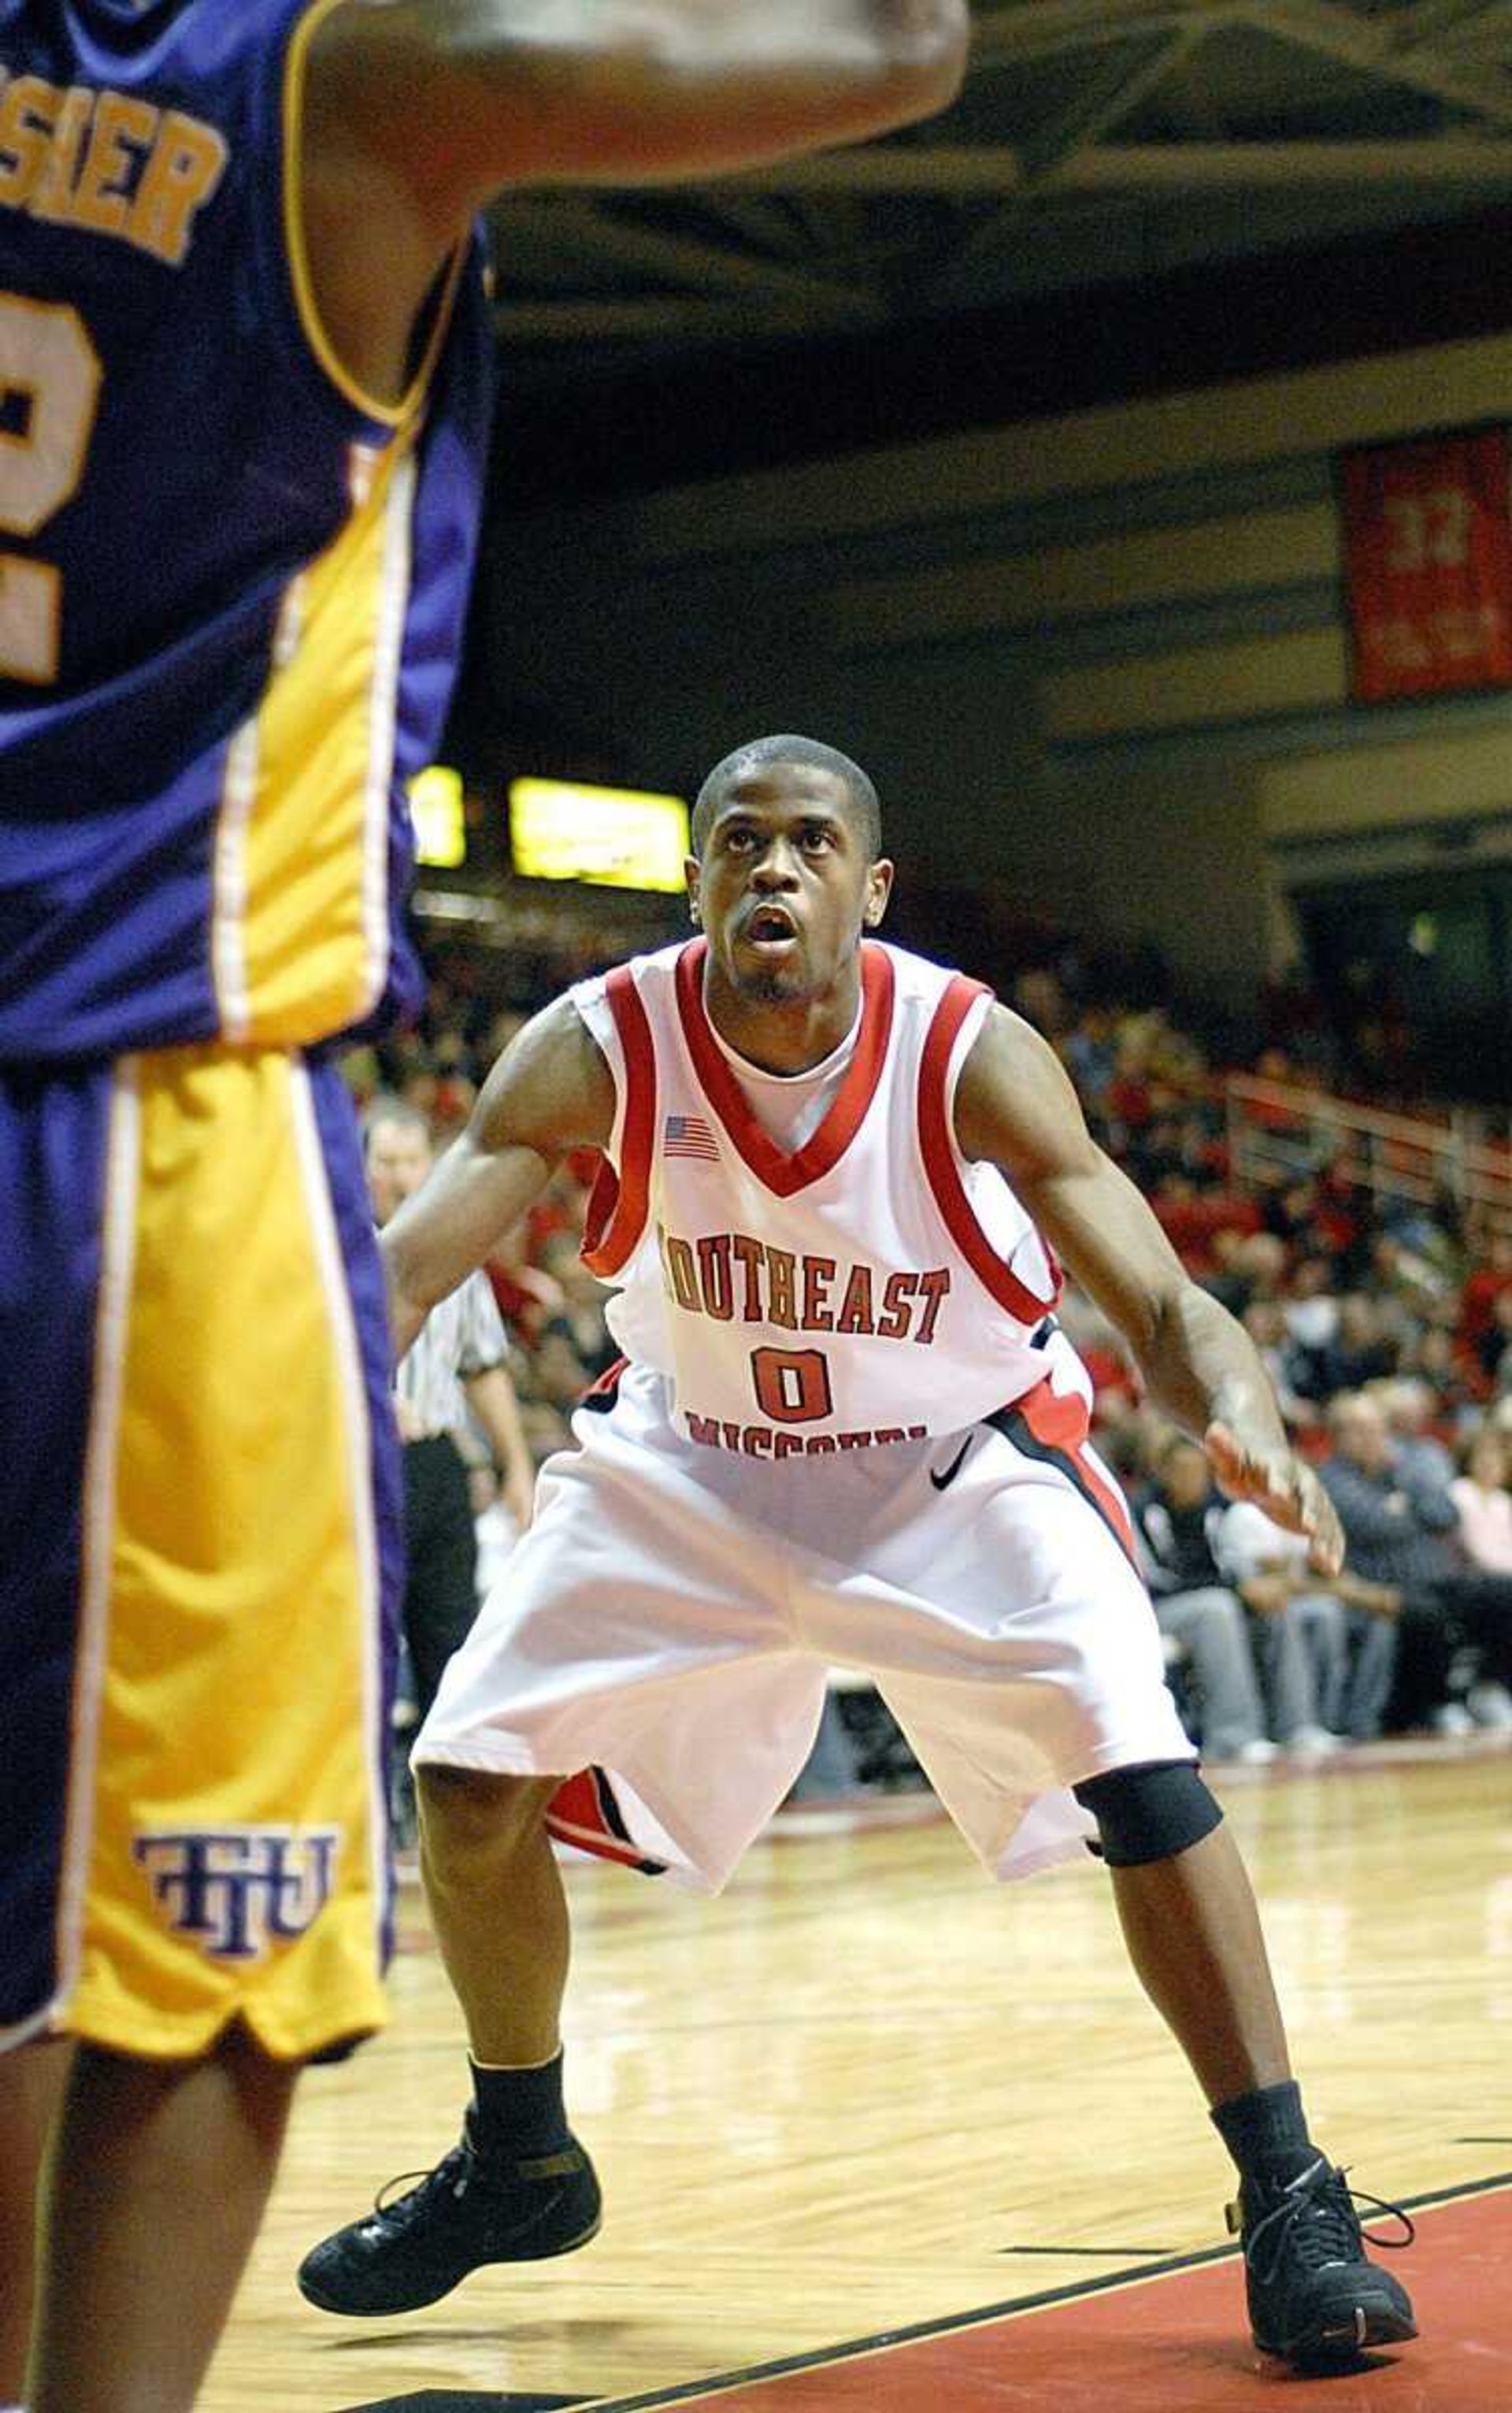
[[392, 1392, 426, 1443], [1204, 1420, 1344, 1578]]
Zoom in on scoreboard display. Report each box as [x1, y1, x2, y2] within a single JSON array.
[[509, 778, 691, 893], [409, 764, 467, 867]]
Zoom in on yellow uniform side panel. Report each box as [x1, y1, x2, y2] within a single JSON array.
[[64, 1046, 387, 2059], [217, 437, 417, 1051]]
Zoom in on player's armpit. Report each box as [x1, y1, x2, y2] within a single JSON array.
[[383, 998, 614, 1347], [299, 1, 966, 416]]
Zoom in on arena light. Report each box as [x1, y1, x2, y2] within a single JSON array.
[[410, 765, 467, 868], [509, 777, 690, 893]]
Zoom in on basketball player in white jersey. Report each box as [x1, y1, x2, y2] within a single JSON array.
[[301, 738, 1416, 2372]]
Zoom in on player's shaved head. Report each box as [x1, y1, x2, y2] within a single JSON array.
[[692, 736, 881, 859]]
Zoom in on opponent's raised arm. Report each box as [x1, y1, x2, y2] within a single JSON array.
[[311, 1, 970, 236], [954, 1004, 1344, 1576], [382, 995, 615, 1357]]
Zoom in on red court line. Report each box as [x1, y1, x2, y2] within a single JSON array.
[[590, 2179, 1512, 2413]]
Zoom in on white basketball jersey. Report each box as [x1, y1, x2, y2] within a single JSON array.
[[572, 940, 1080, 1459]]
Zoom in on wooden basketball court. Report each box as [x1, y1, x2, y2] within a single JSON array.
[[206, 1739, 1512, 2412]]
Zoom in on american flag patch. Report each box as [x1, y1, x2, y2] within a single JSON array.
[[665, 1113, 720, 1161]]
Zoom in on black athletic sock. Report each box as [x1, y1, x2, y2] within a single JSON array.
[[1210, 2079, 1319, 2190], [468, 2048, 569, 2159]]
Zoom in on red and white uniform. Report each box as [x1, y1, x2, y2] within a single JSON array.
[[578, 938, 1067, 1453], [417, 940, 1192, 1887]]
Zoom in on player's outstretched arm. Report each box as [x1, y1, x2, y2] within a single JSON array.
[[382, 995, 615, 1357], [310, 1, 970, 236], [954, 1004, 1344, 1576]]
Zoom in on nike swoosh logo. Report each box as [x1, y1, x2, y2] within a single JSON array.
[[930, 1434, 974, 1492]]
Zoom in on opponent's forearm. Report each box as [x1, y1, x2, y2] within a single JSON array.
[[1133, 1284, 1291, 1451], [609, 0, 972, 120], [735, 0, 970, 70], [353, 0, 969, 209], [446, 0, 969, 80], [865, 1, 971, 60]]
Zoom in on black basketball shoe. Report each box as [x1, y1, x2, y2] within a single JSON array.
[[297, 2118, 602, 2316], [1229, 2156, 1417, 2368]]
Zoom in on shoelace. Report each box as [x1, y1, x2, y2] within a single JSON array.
[[1235, 2160, 1416, 2287], [371, 2143, 474, 2228]]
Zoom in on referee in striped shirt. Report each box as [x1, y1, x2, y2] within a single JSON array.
[[365, 1099, 536, 1732]]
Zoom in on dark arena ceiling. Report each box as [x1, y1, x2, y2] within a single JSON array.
[[485, 1, 1512, 497]]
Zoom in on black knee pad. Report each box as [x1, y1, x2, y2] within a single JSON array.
[[1073, 1760, 1222, 1867]]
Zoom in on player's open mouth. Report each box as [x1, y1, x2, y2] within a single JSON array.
[[743, 906, 799, 950]]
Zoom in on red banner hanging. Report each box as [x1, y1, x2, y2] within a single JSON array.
[[1340, 426, 1512, 702]]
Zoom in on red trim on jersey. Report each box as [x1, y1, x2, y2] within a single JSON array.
[[581, 969, 657, 1277], [580, 1355, 628, 1407], [918, 975, 1062, 1325], [546, 1770, 666, 1876], [1015, 1374, 1138, 1563], [673, 937, 895, 1199]]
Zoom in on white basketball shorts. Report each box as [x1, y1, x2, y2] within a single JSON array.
[[415, 1360, 1194, 1891]]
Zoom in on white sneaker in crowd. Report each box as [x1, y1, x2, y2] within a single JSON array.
[[1287, 1725, 1347, 1759], [1430, 1702, 1476, 1737], [1466, 1681, 1512, 1731]]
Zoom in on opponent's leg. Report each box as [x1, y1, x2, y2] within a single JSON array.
[[27, 2033, 296, 2413], [298, 1766, 599, 2318], [1077, 1765, 1415, 2368], [0, 2040, 69, 2404]]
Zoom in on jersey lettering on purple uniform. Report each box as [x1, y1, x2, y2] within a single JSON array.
[[0, 0, 495, 1064]]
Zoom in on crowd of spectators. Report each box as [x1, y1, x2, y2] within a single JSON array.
[[1016, 962, 1512, 1757], [349, 931, 1512, 1783]]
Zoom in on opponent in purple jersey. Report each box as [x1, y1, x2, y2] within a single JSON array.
[[0, 13, 970, 2411], [298, 737, 1417, 2376]]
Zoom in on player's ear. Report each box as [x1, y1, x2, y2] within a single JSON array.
[[862, 858, 894, 929], [685, 858, 702, 925]]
